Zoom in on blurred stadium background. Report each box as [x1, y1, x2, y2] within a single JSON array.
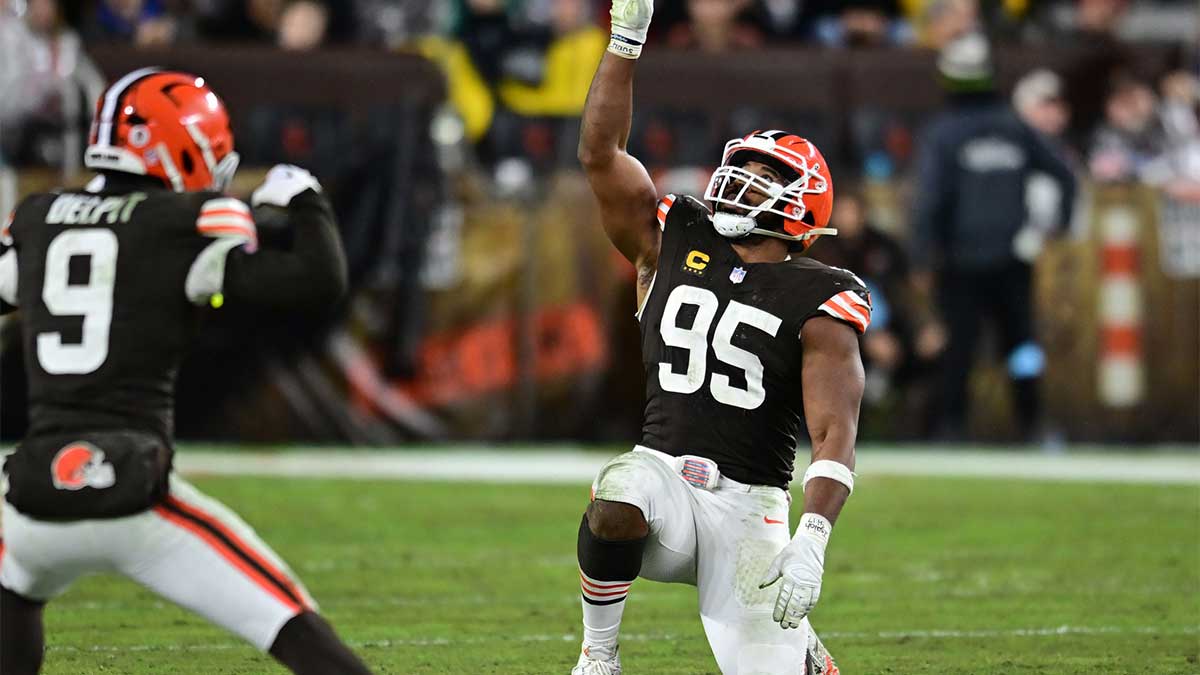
[[1, 0, 1197, 445], [1, 1, 1198, 673]]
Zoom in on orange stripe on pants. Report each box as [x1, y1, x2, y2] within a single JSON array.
[[152, 505, 303, 614]]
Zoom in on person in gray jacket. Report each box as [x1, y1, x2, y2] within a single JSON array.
[[909, 33, 1077, 442]]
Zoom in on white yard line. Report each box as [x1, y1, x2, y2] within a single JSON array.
[[46, 624, 1200, 653], [173, 448, 1200, 485]]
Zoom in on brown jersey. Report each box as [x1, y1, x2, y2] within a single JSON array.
[[0, 173, 345, 518], [638, 195, 872, 489]]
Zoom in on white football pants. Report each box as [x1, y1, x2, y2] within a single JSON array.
[[0, 474, 313, 650], [592, 446, 811, 675]]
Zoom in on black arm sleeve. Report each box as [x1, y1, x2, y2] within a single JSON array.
[[221, 190, 349, 312]]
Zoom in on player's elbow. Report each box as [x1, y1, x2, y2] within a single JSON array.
[[811, 416, 859, 464], [577, 142, 615, 172]]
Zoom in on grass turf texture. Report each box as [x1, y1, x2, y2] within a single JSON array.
[[34, 470, 1199, 674]]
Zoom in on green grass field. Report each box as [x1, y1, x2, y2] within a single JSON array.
[[32, 464, 1200, 674]]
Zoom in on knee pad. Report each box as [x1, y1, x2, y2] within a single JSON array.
[[577, 514, 646, 582]]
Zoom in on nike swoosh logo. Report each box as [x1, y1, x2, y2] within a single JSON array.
[[764, 516, 785, 525]]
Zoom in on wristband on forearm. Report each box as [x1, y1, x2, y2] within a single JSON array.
[[608, 32, 644, 59], [802, 460, 855, 495]]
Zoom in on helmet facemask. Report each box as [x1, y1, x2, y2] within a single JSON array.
[[704, 135, 837, 248], [210, 151, 240, 192]]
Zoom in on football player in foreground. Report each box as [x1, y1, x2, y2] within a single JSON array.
[[571, 3, 868, 674], [0, 69, 371, 675]]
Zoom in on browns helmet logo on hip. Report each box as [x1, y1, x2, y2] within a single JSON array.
[[51, 442, 117, 491]]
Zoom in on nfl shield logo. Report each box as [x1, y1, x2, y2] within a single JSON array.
[[730, 267, 747, 284]]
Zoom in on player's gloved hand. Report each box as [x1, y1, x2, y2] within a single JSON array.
[[758, 513, 831, 629], [251, 164, 322, 208], [609, 0, 654, 59]]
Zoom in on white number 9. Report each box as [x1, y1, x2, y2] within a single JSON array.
[[38, 229, 118, 375]]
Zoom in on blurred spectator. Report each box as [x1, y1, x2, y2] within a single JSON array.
[[85, 0, 178, 47], [356, 0, 447, 48], [0, 0, 105, 170], [492, 0, 605, 170], [417, 0, 602, 171], [1087, 76, 1165, 182], [1155, 70, 1200, 201], [1013, 68, 1076, 244], [811, 0, 913, 48], [909, 33, 1077, 442], [197, 0, 283, 42], [1089, 71, 1200, 200], [916, 0, 978, 48], [667, 0, 763, 52], [1060, 0, 1135, 151], [454, 0, 525, 85], [1075, 0, 1128, 34], [197, 0, 348, 46], [1013, 69, 1071, 141], [499, 0, 605, 117], [755, 0, 820, 41], [809, 187, 944, 419], [277, 0, 328, 50]]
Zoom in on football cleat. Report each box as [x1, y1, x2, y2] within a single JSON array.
[[571, 643, 622, 675], [806, 630, 840, 675]]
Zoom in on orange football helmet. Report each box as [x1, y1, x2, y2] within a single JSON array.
[[85, 68, 239, 192], [703, 130, 836, 251]]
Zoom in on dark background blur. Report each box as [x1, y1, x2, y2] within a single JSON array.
[[1, 0, 1197, 446]]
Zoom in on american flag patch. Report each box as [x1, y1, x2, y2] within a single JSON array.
[[681, 458, 713, 489]]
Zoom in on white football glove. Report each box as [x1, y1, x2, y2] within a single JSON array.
[[251, 164, 322, 208], [759, 513, 831, 629], [609, 0, 654, 59]]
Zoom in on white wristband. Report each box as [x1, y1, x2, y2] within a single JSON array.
[[608, 33, 644, 59], [802, 460, 855, 495], [796, 513, 832, 545]]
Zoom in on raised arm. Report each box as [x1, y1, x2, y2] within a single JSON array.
[[188, 165, 348, 314], [223, 188, 347, 312], [578, 0, 660, 307]]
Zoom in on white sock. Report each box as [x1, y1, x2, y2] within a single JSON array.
[[580, 568, 632, 648]]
